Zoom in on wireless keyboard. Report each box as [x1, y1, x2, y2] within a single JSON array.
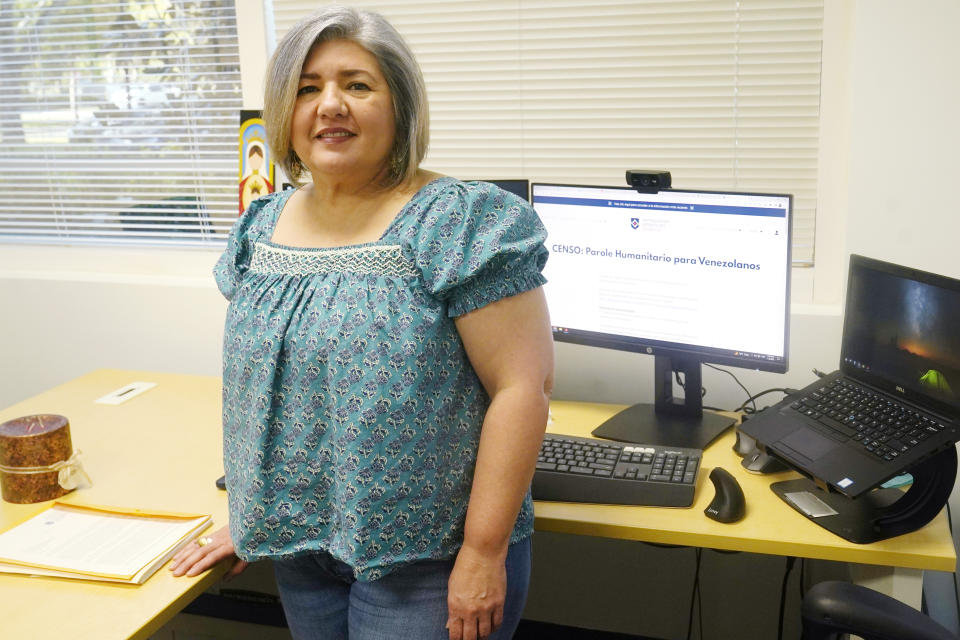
[[532, 433, 702, 507]]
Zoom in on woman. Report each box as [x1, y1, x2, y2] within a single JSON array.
[[170, 6, 553, 640]]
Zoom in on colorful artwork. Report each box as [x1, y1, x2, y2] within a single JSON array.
[[239, 111, 275, 214]]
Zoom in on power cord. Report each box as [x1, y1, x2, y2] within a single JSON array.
[[799, 556, 806, 603], [673, 370, 708, 398], [701, 363, 800, 414], [799, 558, 806, 631], [686, 547, 703, 640], [639, 542, 704, 638], [948, 502, 960, 622], [704, 363, 755, 412], [734, 388, 796, 414], [685, 548, 745, 640], [672, 545, 801, 639], [778, 556, 797, 640]]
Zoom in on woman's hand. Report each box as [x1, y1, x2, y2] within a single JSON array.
[[446, 544, 507, 640], [168, 525, 248, 579]]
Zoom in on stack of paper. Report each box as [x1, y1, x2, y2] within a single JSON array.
[[0, 502, 211, 584]]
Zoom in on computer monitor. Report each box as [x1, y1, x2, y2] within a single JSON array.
[[532, 182, 792, 449], [477, 179, 529, 203]]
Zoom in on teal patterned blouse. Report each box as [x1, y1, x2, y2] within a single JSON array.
[[214, 177, 548, 580]]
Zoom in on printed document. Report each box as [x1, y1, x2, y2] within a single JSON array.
[[0, 503, 210, 584]]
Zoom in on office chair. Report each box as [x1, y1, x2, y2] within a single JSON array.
[[801, 580, 958, 640]]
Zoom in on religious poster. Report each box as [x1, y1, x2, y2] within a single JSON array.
[[238, 110, 275, 214]]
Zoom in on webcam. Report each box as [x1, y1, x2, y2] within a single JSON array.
[[626, 170, 671, 194]]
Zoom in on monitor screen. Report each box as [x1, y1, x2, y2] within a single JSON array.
[[532, 182, 792, 448], [842, 255, 960, 415]]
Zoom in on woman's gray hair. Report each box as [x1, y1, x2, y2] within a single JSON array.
[[263, 6, 429, 188]]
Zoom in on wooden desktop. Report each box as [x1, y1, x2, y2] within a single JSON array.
[[0, 370, 230, 639], [0, 370, 954, 638], [541, 401, 955, 607]]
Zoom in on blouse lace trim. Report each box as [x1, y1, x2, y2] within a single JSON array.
[[249, 242, 417, 278]]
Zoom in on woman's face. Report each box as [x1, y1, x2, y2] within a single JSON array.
[[290, 38, 397, 183]]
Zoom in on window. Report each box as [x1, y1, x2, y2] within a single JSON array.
[[271, 0, 823, 264], [0, 0, 242, 247]]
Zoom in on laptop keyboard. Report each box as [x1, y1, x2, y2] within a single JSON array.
[[788, 378, 948, 462]]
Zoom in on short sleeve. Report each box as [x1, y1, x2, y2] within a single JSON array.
[[213, 195, 274, 300], [412, 181, 549, 317]]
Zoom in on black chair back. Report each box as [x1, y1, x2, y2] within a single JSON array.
[[802, 581, 957, 640]]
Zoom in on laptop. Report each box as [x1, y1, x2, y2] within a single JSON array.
[[738, 254, 960, 499]]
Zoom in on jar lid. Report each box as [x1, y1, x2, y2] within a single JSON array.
[[0, 414, 69, 438]]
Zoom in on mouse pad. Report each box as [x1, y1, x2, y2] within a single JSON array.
[[780, 429, 838, 461]]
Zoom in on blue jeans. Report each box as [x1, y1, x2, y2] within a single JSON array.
[[272, 537, 531, 640]]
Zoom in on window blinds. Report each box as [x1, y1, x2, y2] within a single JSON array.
[[0, 0, 242, 247], [272, 0, 823, 264]]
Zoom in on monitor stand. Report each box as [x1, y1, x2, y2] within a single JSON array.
[[591, 355, 736, 450], [770, 446, 958, 544]]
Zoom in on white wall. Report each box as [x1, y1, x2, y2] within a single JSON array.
[[0, 246, 225, 406], [845, 0, 960, 279]]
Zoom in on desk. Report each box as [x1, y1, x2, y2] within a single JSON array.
[[541, 401, 957, 608], [0, 371, 955, 639], [0, 370, 229, 640]]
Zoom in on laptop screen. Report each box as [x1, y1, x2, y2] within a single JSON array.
[[841, 255, 960, 418]]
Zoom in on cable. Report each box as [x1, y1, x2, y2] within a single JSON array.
[[733, 388, 795, 414], [948, 502, 960, 621], [703, 363, 757, 413], [698, 556, 704, 640], [703, 363, 755, 413], [673, 370, 709, 398], [708, 388, 793, 414], [671, 369, 711, 400], [798, 558, 806, 636], [701, 364, 812, 416], [799, 556, 806, 599], [639, 541, 687, 550], [778, 556, 796, 640], [702, 363, 809, 415], [686, 547, 702, 640]]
